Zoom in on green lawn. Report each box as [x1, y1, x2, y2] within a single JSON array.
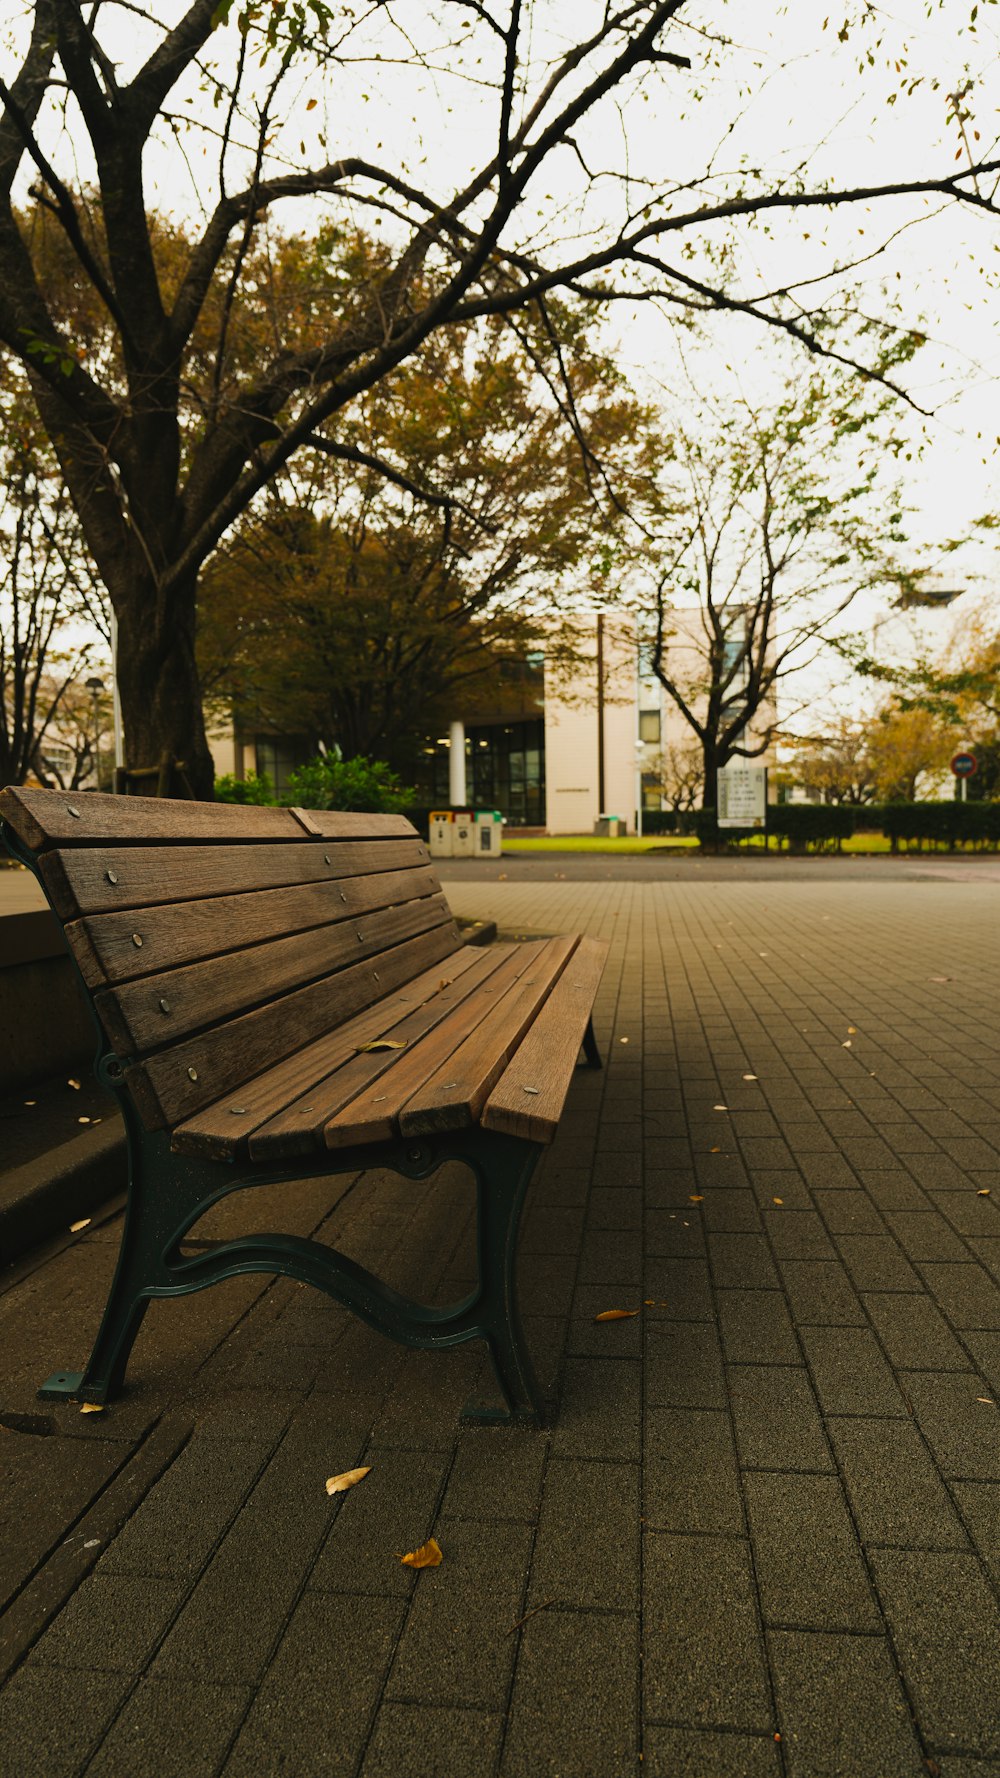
[[501, 834, 698, 854]]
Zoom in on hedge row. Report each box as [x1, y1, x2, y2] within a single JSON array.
[[696, 800, 1000, 850]]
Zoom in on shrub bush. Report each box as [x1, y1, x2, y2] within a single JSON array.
[[215, 754, 415, 813], [768, 804, 854, 851]]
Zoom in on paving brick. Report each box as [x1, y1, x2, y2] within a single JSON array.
[[904, 1372, 1000, 1480], [645, 1320, 726, 1410], [829, 1418, 969, 1550], [798, 1155, 862, 1189], [951, 1482, 1000, 1589], [962, 1331, 1000, 1393], [728, 1366, 833, 1472], [768, 1630, 924, 1778], [798, 1325, 907, 1417], [362, 1705, 502, 1778], [222, 1592, 403, 1776], [812, 1191, 886, 1236], [644, 1408, 744, 1536], [30, 1573, 187, 1672], [0, 1666, 126, 1778], [587, 1187, 642, 1229], [501, 1606, 637, 1778], [928, 1191, 1000, 1238], [641, 1258, 714, 1320], [578, 1229, 644, 1286], [644, 1208, 706, 1256], [642, 1727, 780, 1776], [918, 1263, 1000, 1329], [86, 1677, 250, 1778], [311, 1447, 447, 1596], [387, 1516, 531, 1708], [702, 1190, 762, 1232], [708, 1233, 781, 1289], [778, 1260, 866, 1326], [717, 1290, 800, 1365], [529, 1459, 638, 1612], [643, 1533, 771, 1731], [862, 1292, 970, 1370], [763, 1210, 837, 1261], [870, 1548, 1000, 1757], [834, 1235, 921, 1292], [884, 1210, 971, 1262], [550, 1357, 641, 1461], [855, 1171, 932, 1211], [98, 1437, 268, 1580], [745, 1474, 880, 1631], [443, 1428, 548, 1525]]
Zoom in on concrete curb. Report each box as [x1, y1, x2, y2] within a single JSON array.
[[0, 1119, 126, 1263]]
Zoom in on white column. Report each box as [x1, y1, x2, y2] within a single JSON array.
[[448, 719, 467, 806]]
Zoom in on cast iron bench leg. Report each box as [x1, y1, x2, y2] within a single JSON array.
[[461, 1132, 549, 1427]]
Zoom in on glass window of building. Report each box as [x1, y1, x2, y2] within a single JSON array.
[[638, 709, 661, 743]]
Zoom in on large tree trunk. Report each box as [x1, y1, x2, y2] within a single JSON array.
[[701, 734, 721, 812], [115, 575, 215, 800]]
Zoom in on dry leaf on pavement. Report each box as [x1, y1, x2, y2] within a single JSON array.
[[70, 1219, 91, 1233], [594, 1309, 640, 1322], [399, 1538, 443, 1569], [689, 1194, 704, 1203], [977, 1189, 991, 1198], [325, 1466, 372, 1496], [80, 1402, 104, 1415]]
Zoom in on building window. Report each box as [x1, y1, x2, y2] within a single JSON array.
[[638, 709, 661, 744], [419, 719, 545, 825], [254, 734, 311, 797]]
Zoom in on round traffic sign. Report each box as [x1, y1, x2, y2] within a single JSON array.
[[951, 751, 978, 777]]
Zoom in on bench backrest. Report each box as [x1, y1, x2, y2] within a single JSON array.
[[0, 788, 463, 1130]]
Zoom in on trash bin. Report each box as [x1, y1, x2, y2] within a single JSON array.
[[474, 809, 503, 858], [451, 810, 475, 857], [429, 810, 454, 858], [593, 814, 625, 837]]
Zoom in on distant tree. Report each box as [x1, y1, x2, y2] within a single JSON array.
[[200, 292, 659, 769], [868, 705, 956, 801], [647, 738, 704, 816], [647, 347, 920, 808], [0, 385, 108, 786], [788, 718, 878, 805]]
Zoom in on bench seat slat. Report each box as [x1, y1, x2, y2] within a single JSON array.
[[397, 935, 579, 1139], [248, 943, 519, 1162], [68, 864, 442, 988], [481, 938, 609, 1143], [0, 787, 416, 850], [96, 895, 455, 1055], [126, 922, 463, 1130], [39, 837, 430, 921], [323, 937, 576, 1149], [170, 945, 489, 1160]]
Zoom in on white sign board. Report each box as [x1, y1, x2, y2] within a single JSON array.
[[717, 765, 767, 828]]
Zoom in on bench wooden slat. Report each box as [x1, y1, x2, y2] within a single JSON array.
[[248, 943, 519, 1162], [39, 836, 431, 921], [126, 922, 463, 1130], [481, 938, 609, 1143], [95, 895, 456, 1055], [67, 864, 441, 988], [397, 935, 579, 1138], [0, 786, 303, 849], [323, 938, 575, 1149], [290, 807, 415, 839], [171, 945, 492, 1160]]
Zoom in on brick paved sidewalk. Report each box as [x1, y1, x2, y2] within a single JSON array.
[[2, 874, 1000, 1777]]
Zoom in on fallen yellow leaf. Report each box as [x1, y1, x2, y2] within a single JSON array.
[[976, 1397, 994, 1405], [713, 1104, 728, 1111], [772, 1197, 784, 1206], [399, 1537, 442, 1569], [743, 1074, 757, 1081], [842, 1040, 852, 1048], [977, 1189, 991, 1198], [325, 1466, 372, 1496], [67, 1078, 81, 1090], [710, 1146, 721, 1153], [689, 1194, 704, 1203], [80, 1402, 104, 1415], [355, 1039, 407, 1053], [594, 1309, 640, 1322], [847, 1026, 856, 1034], [70, 1218, 91, 1233]]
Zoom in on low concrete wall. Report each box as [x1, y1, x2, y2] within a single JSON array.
[[0, 912, 95, 1089]]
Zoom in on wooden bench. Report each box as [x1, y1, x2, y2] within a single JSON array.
[[0, 787, 606, 1425]]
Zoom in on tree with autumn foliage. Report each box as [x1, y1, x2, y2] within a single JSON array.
[[0, 2, 998, 793], [199, 282, 660, 767]]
